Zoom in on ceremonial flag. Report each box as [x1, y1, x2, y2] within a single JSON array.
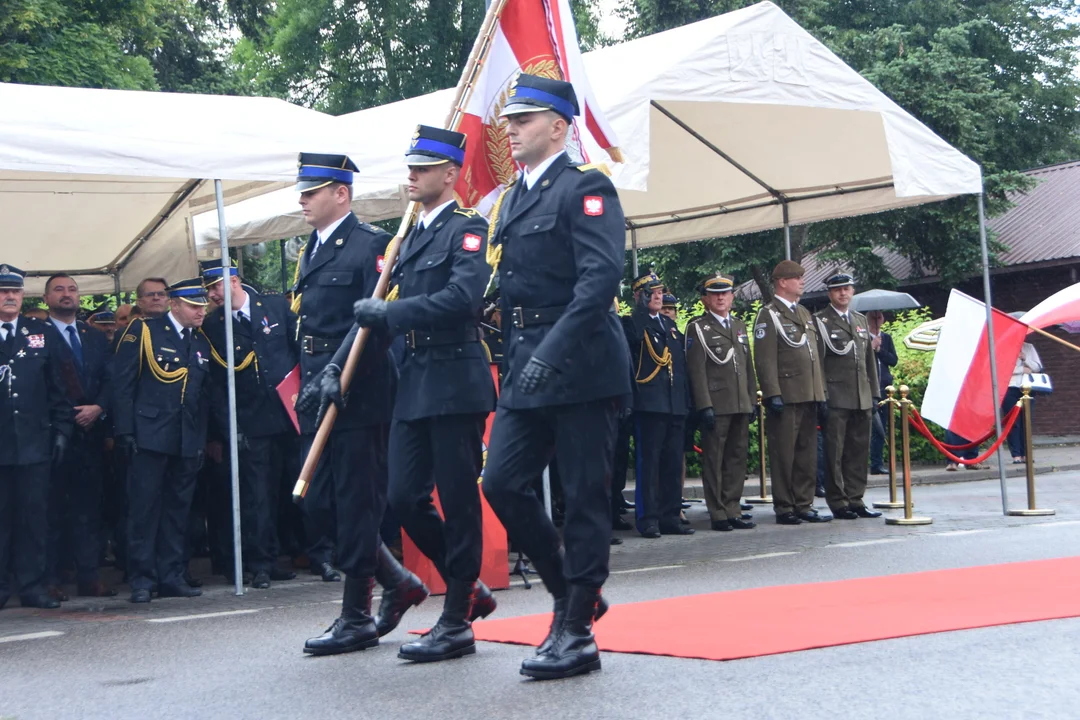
[[921, 290, 1029, 440], [1019, 282, 1080, 330], [453, 0, 622, 214]]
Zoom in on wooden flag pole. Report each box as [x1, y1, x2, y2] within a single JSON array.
[[1028, 324, 1080, 355]]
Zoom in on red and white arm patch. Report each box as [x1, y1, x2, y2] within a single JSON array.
[[376, 255, 385, 273], [463, 233, 482, 252], [584, 196, 604, 216]]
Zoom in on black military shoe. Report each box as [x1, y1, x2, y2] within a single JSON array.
[[315, 562, 342, 582], [304, 576, 379, 656], [399, 579, 477, 663], [20, 593, 61, 609], [711, 519, 733, 531], [740, 502, 753, 511], [659, 522, 695, 535], [538, 592, 609, 656], [469, 580, 497, 622], [776, 512, 802, 525], [729, 517, 756, 530], [158, 583, 202, 598], [522, 585, 602, 680], [833, 507, 859, 520], [129, 589, 151, 604], [612, 515, 633, 531], [640, 522, 661, 539], [251, 571, 271, 589], [853, 506, 883, 518], [797, 510, 832, 523], [374, 545, 429, 637], [183, 572, 203, 588]]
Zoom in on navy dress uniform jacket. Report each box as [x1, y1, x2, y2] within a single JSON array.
[[202, 291, 300, 438], [112, 316, 217, 458], [0, 317, 73, 466], [492, 155, 631, 408], [332, 202, 496, 421], [628, 309, 689, 417], [294, 212, 394, 433]]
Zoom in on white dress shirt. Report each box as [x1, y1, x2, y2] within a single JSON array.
[[523, 151, 566, 190], [311, 212, 351, 256], [50, 316, 78, 347], [0, 316, 18, 340], [419, 199, 455, 229]]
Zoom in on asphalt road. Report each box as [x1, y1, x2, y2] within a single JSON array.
[[2, 474, 1078, 720]]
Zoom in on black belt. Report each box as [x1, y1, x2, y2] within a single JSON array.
[[405, 327, 481, 349], [302, 335, 345, 355], [511, 305, 568, 329]]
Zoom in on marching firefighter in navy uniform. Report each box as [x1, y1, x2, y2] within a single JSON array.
[[320, 125, 498, 662], [479, 74, 631, 680], [628, 273, 692, 538], [0, 265, 72, 610], [113, 278, 219, 603], [291, 152, 428, 656], [201, 264, 301, 588]]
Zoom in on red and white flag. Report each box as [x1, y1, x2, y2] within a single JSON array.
[[921, 290, 1030, 440], [454, 0, 622, 214], [1019, 281, 1080, 330]]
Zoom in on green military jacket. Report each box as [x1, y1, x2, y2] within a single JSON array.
[[753, 297, 825, 404], [685, 312, 757, 415], [813, 306, 879, 411]]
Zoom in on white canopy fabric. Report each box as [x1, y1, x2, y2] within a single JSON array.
[[196, 1, 982, 251], [0, 82, 354, 293]]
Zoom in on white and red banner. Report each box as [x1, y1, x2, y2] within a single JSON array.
[[454, 0, 622, 214], [1019, 281, 1080, 330], [922, 290, 1030, 440]]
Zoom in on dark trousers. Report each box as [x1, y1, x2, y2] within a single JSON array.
[[388, 414, 485, 582], [47, 426, 106, 585], [700, 413, 750, 522], [127, 450, 201, 591], [1002, 386, 1030, 459], [103, 445, 129, 570], [766, 401, 818, 515], [611, 413, 633, 514], [633, 411, 685, 531], [195, 445, 232, 574], [824, 407, 872, 512], [945, 430, 979, 461], [0, 462, 50, 598], [233, 433, 298, 573], [483, 398, 617, 589], [301, 425, 388, 577], [869, 405, 887, 471]]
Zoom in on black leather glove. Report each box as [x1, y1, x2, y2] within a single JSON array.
[[766, 396, 785, 413], [353, 298, 389, 329], [51, 434, 68, 466], [115, 434, 136, 459], [318, 363, 345, 410], [699, 407, 716, 431], [817, 401, 830, 426], [518, 356, 556, 396], [295, 376, 323, 415]]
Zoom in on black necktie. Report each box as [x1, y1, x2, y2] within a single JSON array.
[[182, 328, 191, 354], [1, 322, 13, 353], [237, 312, 250, 331]]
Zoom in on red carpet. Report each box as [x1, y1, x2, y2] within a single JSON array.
[[468, 557, 1080, 661]]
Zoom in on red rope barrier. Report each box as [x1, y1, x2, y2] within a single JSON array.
[[907, 404, 1023, 465]]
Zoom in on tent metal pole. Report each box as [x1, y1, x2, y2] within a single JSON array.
[[214, 179, 245, 596], [978, 193, 1008, 514], [631, 226, 639, 278], [280, 238, 288, 293], [783, 202, 792, 260], [113, 273, 122, 307]]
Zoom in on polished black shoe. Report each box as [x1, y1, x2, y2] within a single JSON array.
[[776, 512, 802, 525], [640, 523, 661, 539], [469, 580, 497, 622], [183, 572, 203, 588], [740, 512, 754, 520], [815, 487, 827, 498], [833, 507, 859, 520], [612, 515, 633, 531], [740, 502, 753, 511], [129, 589, 151, 604], [522, 585, 602, 680], [304, 576, 379, 656], [251, 571, 271, 589], [270, 567, 297, 581], [374, 544, 429, 637], [536, 591, 610, 656], [870, 467, 887, 475], [711, 519, 733, 531], [158, 583, 203, 598], [729, 517, 756, 530], [20, 594, 61, 609], [46, 585, 69, 602], [659, 523, 695, 535], [852, 506, 883, 518], [399, 579, 477, 663], [316, 562, 342, 582], [797, 510, 832, 523]]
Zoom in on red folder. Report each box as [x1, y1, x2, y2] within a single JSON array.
[[276, 364, 302, 434]]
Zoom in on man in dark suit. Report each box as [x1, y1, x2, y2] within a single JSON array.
[[113, 278, 219, 603], [43, 274, 117, 599], [202, 265, 301, 589], [322, 125, 498, 663], [0, 265, 73, 610], [291, 152, 427, 656], [866, 310, 897, 474], [478, 74, 631, 680], [628, 273, 692, 538]]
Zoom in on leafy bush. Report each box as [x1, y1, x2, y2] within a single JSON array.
[[880, 308, 947, 464]]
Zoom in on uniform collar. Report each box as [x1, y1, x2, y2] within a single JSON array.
[[166, 311, 189, 336], [523, 150, 566, 190], [316, 212, 350, 246], [233, 292, 252, 321], [419, 199, 456, 229], [1, 316, 17, 335], [708, 310, 730, 326]]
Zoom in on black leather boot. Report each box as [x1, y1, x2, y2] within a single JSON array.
[[303, 576, 379, 655], [398, 579, 477, 662], [537, 592, 609, 655], [374, 543, 429, 637], [434, 559, 497, 623], [521, 585, 602, 680]]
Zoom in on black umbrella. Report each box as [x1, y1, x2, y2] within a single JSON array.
[[850, 289, 921, 313]]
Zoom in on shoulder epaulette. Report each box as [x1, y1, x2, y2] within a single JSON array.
[[360, 222, 385, 235], [453, 207, 480, 217], [576, 163, 611, 177]]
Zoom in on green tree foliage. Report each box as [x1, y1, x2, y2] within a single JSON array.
[[618, 0, 1080, 302]]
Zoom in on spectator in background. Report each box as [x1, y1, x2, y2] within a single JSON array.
[[114, 304, 134, 329], [87, 311, 117, 343], [866, 310, 898, 474], [135, 277, 169, 319], [1004, 332, 1044, 464]]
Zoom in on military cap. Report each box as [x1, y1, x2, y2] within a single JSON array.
[[698, 272, 734, 294], [825, 272, 855, 289], [168, 277, 209, 306], [406, 125, 466, 166], [500, 73, 580, 122], [0, 264, 25, 289], [296, 153, 358, 193], [88, 310, 116, 325], [662, 293, 678, 309], [201, 261, 238, 287], [632, 272, 664, 293], [772, 260, 805, 280]]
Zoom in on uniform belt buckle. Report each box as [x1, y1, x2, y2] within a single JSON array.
[[405, 330, 416, 349], [302, 335, 314, 355], [512, 307, 525, 329]]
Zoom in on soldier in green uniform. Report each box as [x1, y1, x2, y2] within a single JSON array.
[[685, 273, 757, 531], [753, 261, 831, 525], [814, 273, 882, 519]]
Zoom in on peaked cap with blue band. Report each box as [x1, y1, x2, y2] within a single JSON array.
[[0, 263, 25, 289], [296, 153, 359, 193], [406, 125, 467, 166], [168, 277, 209, 306], [500, 74, 579, 122], [201, 262, 239, 287]]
